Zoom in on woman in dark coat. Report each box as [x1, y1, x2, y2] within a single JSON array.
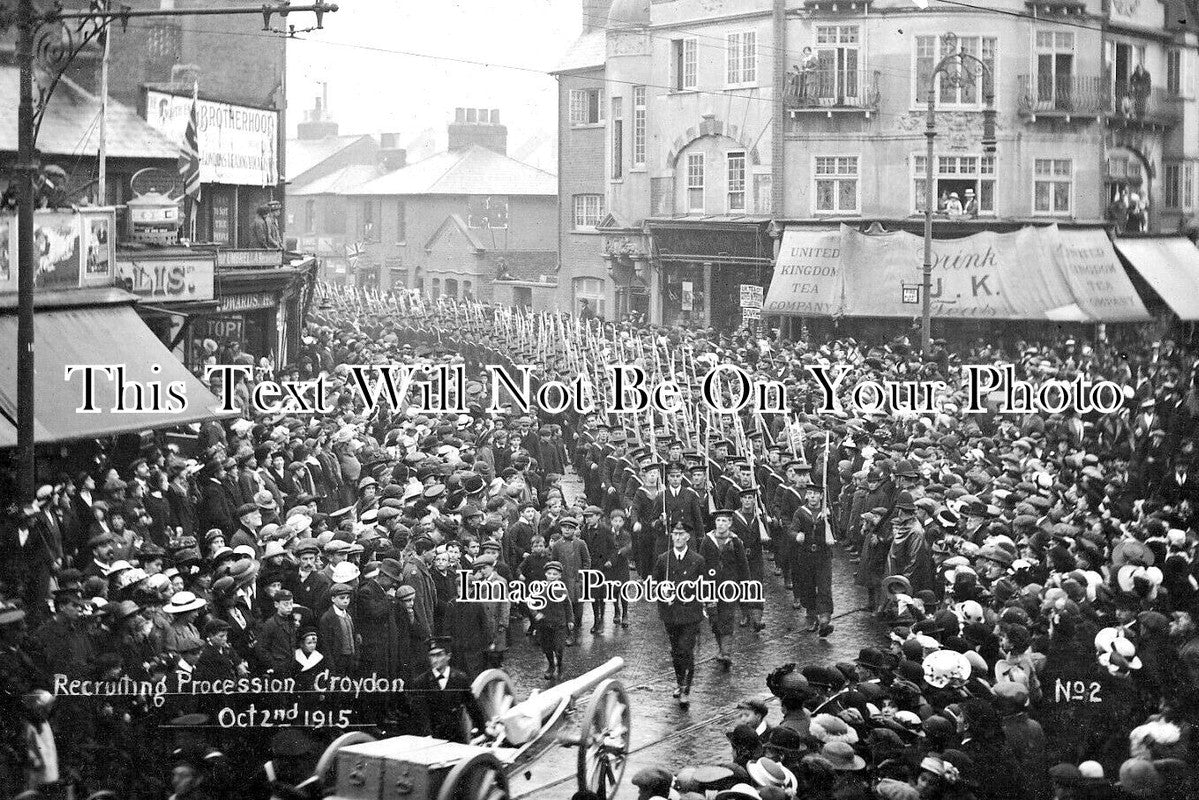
[[445, 586, 487, 679], [856, 506, 892, 611]]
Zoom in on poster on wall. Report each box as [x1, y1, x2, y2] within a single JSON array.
[[681, 280, 694, 312], [33, 211, 82, 290], [0, 216, 11, 284], [83, 213, 114, 283]]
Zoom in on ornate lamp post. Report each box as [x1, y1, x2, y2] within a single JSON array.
[[920, 32, 996, 356], [11, 0, 337, 501]]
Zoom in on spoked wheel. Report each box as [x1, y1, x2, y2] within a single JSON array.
[[471, 669, 516, 745], [310, 731, 377, 794], [577, 678, 631, 800], [437, 752, 510, 800]]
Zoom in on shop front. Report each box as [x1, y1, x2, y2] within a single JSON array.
[[116, 248, 219, 359], [600, 226, 652, 323], [184, 249, 316, 370], [645, 218, 774, 330]]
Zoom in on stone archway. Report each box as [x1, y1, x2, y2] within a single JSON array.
[[666, 114, 762, 168]]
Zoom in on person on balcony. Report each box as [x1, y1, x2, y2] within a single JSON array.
[[1131, 64, 1151, 119], [800, 48, 819, 104], [963, 188, 979, 218]]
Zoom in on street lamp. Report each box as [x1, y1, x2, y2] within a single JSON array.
[[920, 32, 996, 357]]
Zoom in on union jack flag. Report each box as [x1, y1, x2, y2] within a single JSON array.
[[177, 84, 202, 201]]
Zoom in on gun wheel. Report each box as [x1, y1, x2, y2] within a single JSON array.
[[471, 669, 516, 745], [577, 678, 631, 800], [437, 752, 510, 800]]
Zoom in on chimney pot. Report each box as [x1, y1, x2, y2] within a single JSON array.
[[491, 109, 500, 124], [455, 107, 466, 123]]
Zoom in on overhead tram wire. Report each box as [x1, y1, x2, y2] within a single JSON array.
[[118, 0, 1113, 133]]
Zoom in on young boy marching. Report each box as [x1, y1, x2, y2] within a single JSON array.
[[534, 560, 574, 680]]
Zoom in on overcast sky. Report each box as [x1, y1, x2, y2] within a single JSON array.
[[287, 0, 583, 154]]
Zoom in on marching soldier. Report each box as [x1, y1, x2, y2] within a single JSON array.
[[687, 462, 717, 535], [700, 508, 750, 667], [731, 487, 767, 632], [630, 461, 666, 578], [664, 462, 705, 544], [772, 460, 810, 591], [789, 479, 835, 638]]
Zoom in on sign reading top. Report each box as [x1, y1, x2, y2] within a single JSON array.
[[145, 90, 279, 187]]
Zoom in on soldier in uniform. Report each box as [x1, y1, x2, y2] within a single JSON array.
[[630, 461, 666, 578], [731, 487, 767, 631], [664, 461, 705, 545], [700, 508, 750, 667], [790, 480, 835, 638], [687, 462, 717, 535], [772, 460, 811, 591]]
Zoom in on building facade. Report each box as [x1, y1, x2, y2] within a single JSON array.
[[348, 110, 559, 306], [557, 0, 1199, 326]]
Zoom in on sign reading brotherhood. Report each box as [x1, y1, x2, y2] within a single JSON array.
[[145, 90, 279, 187], [764, 224, 1149, 322]]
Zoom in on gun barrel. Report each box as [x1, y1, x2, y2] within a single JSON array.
[[499, 657, 624, 745]]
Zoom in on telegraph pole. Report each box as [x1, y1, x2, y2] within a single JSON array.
[[17, 0, 36, 502]]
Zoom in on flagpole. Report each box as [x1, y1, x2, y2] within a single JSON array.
[[97, 29, 110, 203]]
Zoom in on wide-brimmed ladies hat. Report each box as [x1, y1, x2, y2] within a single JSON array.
[[164, 591, 206, 614], [822, 741, 866, 771], [747, 757, 797, 792]]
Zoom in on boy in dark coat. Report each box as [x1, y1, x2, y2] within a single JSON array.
[[534, 560, 574, 680]]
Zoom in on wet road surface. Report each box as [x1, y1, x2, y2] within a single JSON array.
[[495, 475, 887, 798]]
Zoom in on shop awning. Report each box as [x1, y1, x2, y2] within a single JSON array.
[[1114, 237, 1199, 320], [764, 223, 1150, 321], [0, 413, 16, 448], [0, 302, 232, 446]]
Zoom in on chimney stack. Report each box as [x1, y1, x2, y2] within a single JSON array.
[[378, 133, 407, 172], [297, 90, 339, 140], [447, 108, 507, 155], [581, 0, 615, 32]]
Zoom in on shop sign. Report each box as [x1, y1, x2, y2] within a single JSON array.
[[116, 255, 215, 301], [217, 249, 282, 268], [193, 316, 244, 364], [145, 90, 279, 186], [201, 316, 244, 342], [765, 224, 1149, 322], [218, 291, 275, 313], [739, 284, 763, 309]]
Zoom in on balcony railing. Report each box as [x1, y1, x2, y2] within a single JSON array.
[[1018, 75, 1181, 124], [784, 68, 879, 112]]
